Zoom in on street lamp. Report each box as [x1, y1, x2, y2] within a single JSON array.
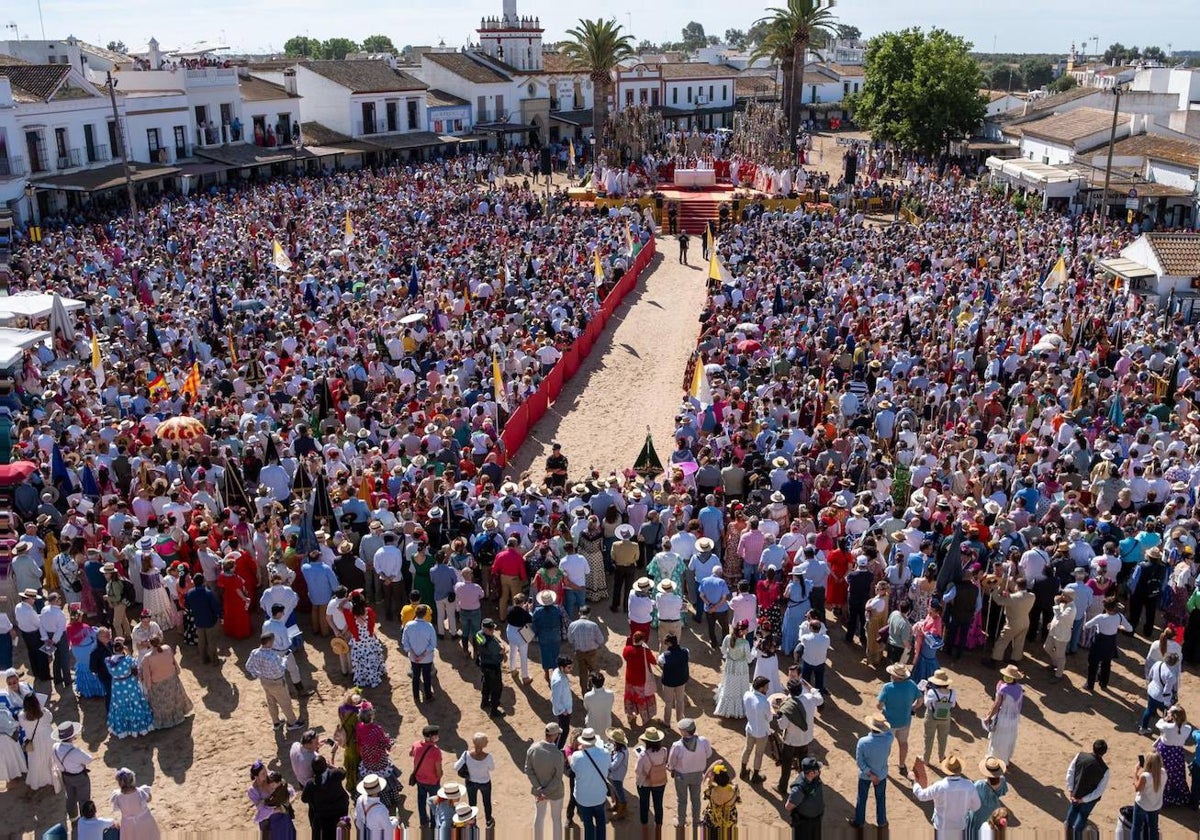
[[1099, 82, 1128, 233]]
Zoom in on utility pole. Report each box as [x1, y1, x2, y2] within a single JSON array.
[[105, 71, 138, 224], [1099, 84, 1124, 233]]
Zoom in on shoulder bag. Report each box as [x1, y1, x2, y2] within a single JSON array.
[[408, 743, 435, 787], [581, 748, 618, 808]]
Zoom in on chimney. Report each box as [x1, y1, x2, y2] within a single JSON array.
[[283, 68, 297, 96], [148, 36, 162, 70]]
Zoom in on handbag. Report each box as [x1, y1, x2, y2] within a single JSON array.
[[23, 718, 39, 754], [456, 751, 471, 780], [408, 742, 435, 787], [518, 625, 535, 645]]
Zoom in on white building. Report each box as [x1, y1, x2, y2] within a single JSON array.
[[1005, 106, 1131, 165], [1102, 232, 1200, 320], [0, 37, 134, 75], [613, 62, 738, 130]]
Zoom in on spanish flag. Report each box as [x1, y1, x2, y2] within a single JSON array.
[[90, 332, 104, 388], [492, 349, 508, 411], [1045, 255, 1067, 290], [593, 250, 605, 286], [708, 239, 722, 282], [180, 361, 201, 402], [343, 211, 354, 247], [272, 240, 292, 272], [689, 358, 713, 406]]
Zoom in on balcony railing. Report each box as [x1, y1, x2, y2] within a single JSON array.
[[56, 148, 83, 170], [87, 144, 110, 164], [175, 144, 191, 160], [356, 119, 378, 136], [0, 156, 26, 178]]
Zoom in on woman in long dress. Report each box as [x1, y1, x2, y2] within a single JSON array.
[[622, 632, 658, 728], [578, 518, 608, 603], [139, 555, 176, 630], [105, 639, 154, 739], [111, 767, 161, 840], [532, 591, 564, 684], [1152, 705, 1193, 806], [701, 763, 740, 831], [0, 704, 24, 783], [864, 581, 890, 667], [18, 694, 55, 791], [983, 666, 1024, 765], [216, 561, 252, 641], [139, 637, 193, 730], [336, 691, 364, 794], [66, 609, 108, 698], [410, 543, 436, 612], [780, 570, 811, 655], [172, 564, 198, 647], [345, 593, 385, 689], [910, 602, 945, 684], [965, 757, 1009, 840], [714, 621, 752, 719], [722, 512, 749, 581]]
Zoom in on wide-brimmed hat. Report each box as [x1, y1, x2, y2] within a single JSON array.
[[657, 579, 676, 593], [864, 714, 891, 733], [536, 589, 557, 606], [771, 491, 786, 503], [999, 664, 1025, 682], [940, 755, 964, 775], [55, 721, 81, 741], [615, 524, 635, 540], [337, 541, 355, 555], [696, 537, 715, 552], [331, 637, 350, 656], [578, 728, 598, 746], [886, 663, 910, 680], [437, 782, 464, 800], [979, 756, 1007, 778], [20, 588, 39, 600], [452, 803, 479, 824], [605, 728, 628, 746], [634, 577, 654, 593], [100, 563, 117, 574], [927, 669, 952, 688], [639, 727, 665, 744], [357, 774, 386, 796]]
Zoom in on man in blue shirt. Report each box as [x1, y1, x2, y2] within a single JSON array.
[[550, 656, 574, 749], [300, 556, 339, 637], [697, 497, 724, 543], [569, 728, 612, 839], [851, 714, 893, 829], [697, 567, 731, 649], [184, 573, 221, 666], [876, 663, 923, 777]]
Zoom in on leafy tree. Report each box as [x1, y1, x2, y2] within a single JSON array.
[[724, 29, 748, 49], [321, 37, 360, 60], [988, 65, 1021, 91], [851, 27, 986, 153], [636, 39, 658, 52], [361, 34, 397, 54], [681, 22, 708, 52], [835, 23, 861, 41], [561, 18, 634, 152], [1103, 42, 1127, 64], [1020, 57, 1054, 90], [106, 40, 127, 54], [1141, 45, 1166, 63], [283, 35, 321, 58], [746, 19, 773, 48], [754, 0, 838, 145], [1048, 73, 1077, 93]]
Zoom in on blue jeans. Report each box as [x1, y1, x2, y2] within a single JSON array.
[[1065, 799, 1097, 839], [577, 801, 607, 840], [417, 782, 439, 826], [1131, 804, 1159, 839], [459, 609, 481, 652], [853, 777, 886, 826], [1067, 616, 1085, 654], [742, 563, 758, 586], [564, 589, 585, 621], [1140, 696, 1167, 731]]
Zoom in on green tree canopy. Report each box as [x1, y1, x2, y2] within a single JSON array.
[[988, 64, 1021, 91], [1048, 73, 1078, 93], [1019, 57, 1054, 90], [724, 29, 748, 49], [283, 35, 321, 58], [746, 19, 773, 48], [1141, 45, 1166, 63], [360, 34, 397, 54], [321, 37, 360, 60], [835, 23, 861, 41], [681, 21, 708, 52], [106, 40, 128, 54], [851, 27, 986, 153]]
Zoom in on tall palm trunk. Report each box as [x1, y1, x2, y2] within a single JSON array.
[[780, 51, 794, 135], [592, 71, 610, 157], [789, 38, 809, 151]]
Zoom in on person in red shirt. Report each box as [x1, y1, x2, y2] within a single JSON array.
[[492, 537, 528, 615], [410, 724, 444, 828]]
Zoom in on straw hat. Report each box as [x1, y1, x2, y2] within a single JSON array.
[[615, 524, 635, 540], [356, 774, 386, 796], [999, 664, 1025, 682], [886, 663, 911, 680], [863, 714, 891, 733], [657, 580, 676, 593], [696, 537, 715, 552], [634, 577, 654, 593], [605, 728, 628, 746], [55, 721, 81, 742], [452, 803, 478, 824], [331, 637, 350, 656], [436, 782, 464, 800], [940, 755, 964, 775], [578, 728, 598, 745], [639, 727, 665, 744], [536, 589, 557, 606], [979, 756, 1007, 778], [926, 669, 952, 688]]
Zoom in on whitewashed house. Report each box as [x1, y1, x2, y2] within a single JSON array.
[[1102, 232, 1200, 319], [1005, 106, 1131, 166]]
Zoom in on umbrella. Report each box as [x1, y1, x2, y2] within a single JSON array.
[[328, 248, 345, 259], [704, 363, 724, 375], [50, 294, 76, 344], [155, 416, 206, 442], [233, 299, 267, 312], [632, 428, 663, 477], [0, 460, 38, 487], [676, 460, 700, 476], [221, 462, 253, 512], [735, 339, 762, 353], [735, 322, 762, 334], [399, 313, 427, 325]]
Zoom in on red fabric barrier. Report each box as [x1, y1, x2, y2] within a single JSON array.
[[498, 238, 656, 466]]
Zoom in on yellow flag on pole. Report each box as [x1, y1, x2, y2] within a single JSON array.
[[593, 250, 605, 285], [180, 361, 201, 402], [272, 240, 292, 272], [492, 349, 508, 412], [1070, 368, 1085, 411], [90, 332, 104, 388], [227, 327, 238, 367], [708, 239, 721, 282], [1045, 255, 1067, 289], [689, 358, 713, 406], [568, 139, 576, 168], [343, 211, 354, 246]]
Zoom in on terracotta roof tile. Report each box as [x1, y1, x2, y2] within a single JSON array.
[[1146, 233, 1200, 277], [655, 63, 738, 81], [424, 52, 510, 84], [299, 60, 426, 94], [240, 75, 297, 101], [0, 63, 70, 102], [1107, 134, 1200, 169], [1015, 107, 1117, 145]]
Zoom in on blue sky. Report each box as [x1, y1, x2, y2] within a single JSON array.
[[5, 0, 1197, 56]]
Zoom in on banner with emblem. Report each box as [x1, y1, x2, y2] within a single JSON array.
[[891, 462, 911, 510]]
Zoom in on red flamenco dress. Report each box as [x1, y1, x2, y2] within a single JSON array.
[[216, 570, 252, 640]]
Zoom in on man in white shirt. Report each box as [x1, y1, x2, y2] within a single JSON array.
[[773, 677, 823, 793], [52, 721, 93, 823], [372, 532, 405, 621], [39, 592, 70, 687], [627, 577, 656, 630], [1018, 540, 1049, 583], [739, 676, 772, 783], [559, 545, 588, 620], [326, 588, 351, 675], [910, 755, 981, 836], [354, 774, 394, 838], [797, 619, 831, 695], [655, 580, 684, 644], [1045, 590, 1077, 681]]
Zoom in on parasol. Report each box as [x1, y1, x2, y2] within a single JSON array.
[[0, 460, 38, 487], [233, 299, 267, 312], [399, 313, 427, 325], [735, 339, 762, 353], [735, 323, 762, 334], [632, 427, 664, 477], [155, 416, 206, 442], [704, 363, 724, 375], [677, 460, 700, 476]]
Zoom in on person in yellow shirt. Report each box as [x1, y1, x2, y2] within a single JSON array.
[[399, 590, 423, 627]]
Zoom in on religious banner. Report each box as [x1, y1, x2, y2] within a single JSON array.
[[891, 462, 912, 510]]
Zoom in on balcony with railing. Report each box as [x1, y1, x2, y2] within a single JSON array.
[[195, 124, 237, 148], [0, 156, 26, 179], [56, 148, 83, 170], [356, 119, 378, 136], [87, 144, 110, 164]]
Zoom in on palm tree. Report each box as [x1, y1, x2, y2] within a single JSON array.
[[755, 0, 838, 146], [561, 18, 635, 156], [749, 21, 796, 125]]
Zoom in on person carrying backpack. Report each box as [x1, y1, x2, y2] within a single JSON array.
[[920, 669, 957, 766], [471, 522, 503, 601], [773, 677, 824, 794]]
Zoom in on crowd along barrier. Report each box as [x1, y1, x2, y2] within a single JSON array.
[[499, 237, 657, 464]]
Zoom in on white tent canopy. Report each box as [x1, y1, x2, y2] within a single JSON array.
[[0, 328, 52, 350], [0, 292, 86, 321], [986, 156, 1085, 199]]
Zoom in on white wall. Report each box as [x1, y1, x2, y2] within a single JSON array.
[[1020, 137, 1076, 165], [799, 78, 843, 105], [664, 78, 734, 110], [123, 93, 191, 163], [415, 59, 514, 125], [292, 67, 355, 136]]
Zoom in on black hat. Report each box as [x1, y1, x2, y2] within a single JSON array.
[[481, 618, 497, 629]]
